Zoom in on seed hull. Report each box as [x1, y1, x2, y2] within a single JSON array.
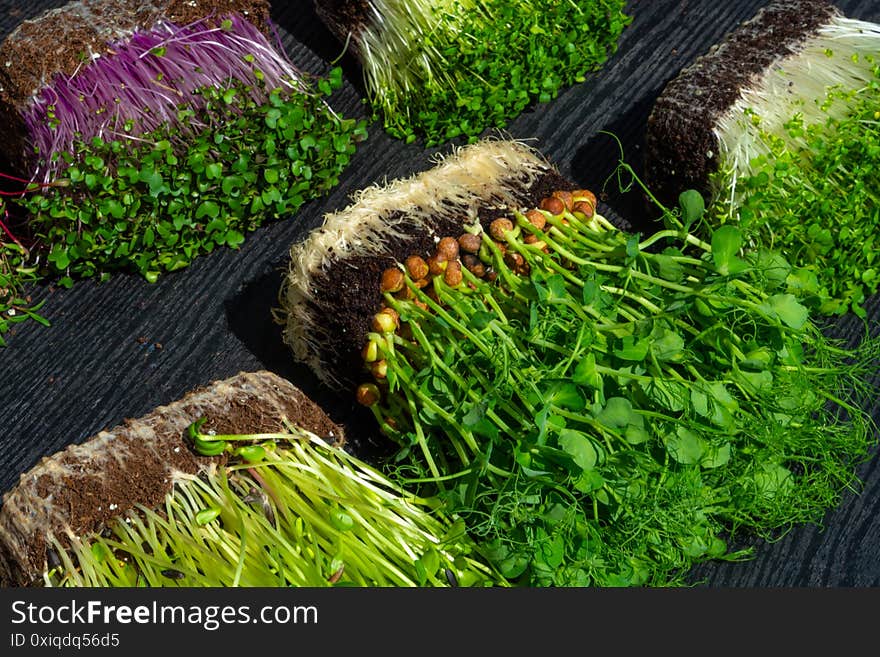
[[644, 0, 839, 208]]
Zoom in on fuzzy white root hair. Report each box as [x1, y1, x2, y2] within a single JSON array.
[[713, 14, 880, 210], [278, 138, 554, 382]]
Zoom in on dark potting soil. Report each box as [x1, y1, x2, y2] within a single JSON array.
[[196, 380, 343, 444], [0, 370, 342, 587], [644, 0, 838, 208], [306, 169, 588, 393], [312, 0, 372, 56]]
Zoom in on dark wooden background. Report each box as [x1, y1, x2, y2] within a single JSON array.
[[1, 0, 878, 587]]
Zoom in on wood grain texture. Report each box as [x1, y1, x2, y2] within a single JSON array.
[[0, 0, 878, 587]]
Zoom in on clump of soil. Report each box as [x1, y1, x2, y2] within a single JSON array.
[[0, 370, 342, 587], [313, 0, 372, 55], [644, 0, 838, 208]]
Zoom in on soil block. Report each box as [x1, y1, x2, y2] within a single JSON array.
[[0, 369, 343, 587], [643, 0, 839, 208]]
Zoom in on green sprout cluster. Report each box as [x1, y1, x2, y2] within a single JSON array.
[[355, 182, 879, 586], [356, 0, 630, 145], [44, 420, 502, 588], [709, 54, 880, 318], [18, 69, 366, 284]]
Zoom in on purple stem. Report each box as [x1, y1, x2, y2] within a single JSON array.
[[0, 208, 23, 248]]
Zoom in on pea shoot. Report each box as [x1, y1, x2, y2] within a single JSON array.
[[351, 176, 880, 586]]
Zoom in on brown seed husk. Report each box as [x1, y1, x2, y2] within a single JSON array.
[[380, 267, 405, 293], [540, 196, 565, 216], [405, 255, 430, 280], [458, 233, 482, 254]]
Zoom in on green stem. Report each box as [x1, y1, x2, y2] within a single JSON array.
[[639, 229, 711, 253]]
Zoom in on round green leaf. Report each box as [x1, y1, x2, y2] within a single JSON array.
[[596, 397, 636, 429], [665, 427, 707, 465]]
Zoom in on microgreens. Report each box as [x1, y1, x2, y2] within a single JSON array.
[[709, 46, 880, 318], [0, 238, 49, 347], [18, 73, 366, 283], [44, 420, 502, 588], [8, 14, 367, 284], [354, 178, 879, 586], [346, 0, 630, 145], [24, 15, 309, 183], [0, 193, 50, 346]]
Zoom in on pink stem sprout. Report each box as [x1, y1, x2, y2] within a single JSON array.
[[21, 13, 306, 183]]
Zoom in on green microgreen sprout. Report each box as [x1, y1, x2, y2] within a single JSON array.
[[0, 237, 49, 347], [709, 35, 880, 318], [0, 181, 53, 346], [42, 419, 504, 588], [353, 176, 880, 587]]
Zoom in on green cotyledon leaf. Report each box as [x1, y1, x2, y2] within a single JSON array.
[[690, 388, 735, 430], [700, 442, 731, 469], [654, 252, 685, 282], [558, 429, 599, 472], [595, 397, 649, 444], [752, 249, 791, 291], [739, 346, 775, 371], [711, 225, 750, 275], [665, 426, 731, 468], [639, 378, 689, 412], [544, 381, 586, 411], [596, 397, 636, 428], [751, 463, 794, 501]]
